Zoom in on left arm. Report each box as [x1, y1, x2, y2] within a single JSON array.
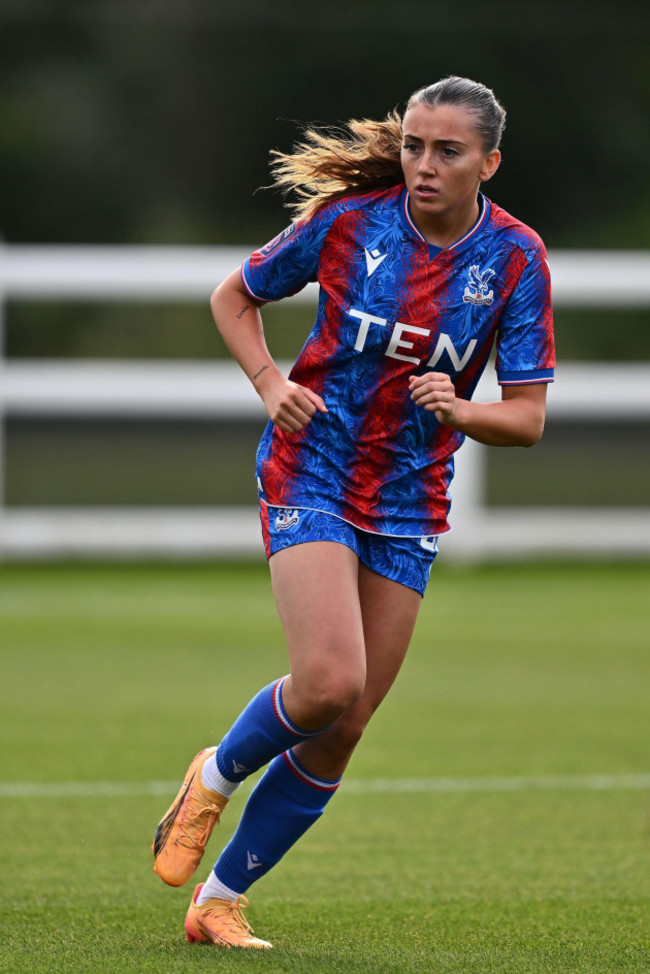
[[409, 372, 548, 447]]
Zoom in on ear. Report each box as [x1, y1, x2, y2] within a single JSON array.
[[479, 149, 501, 183]]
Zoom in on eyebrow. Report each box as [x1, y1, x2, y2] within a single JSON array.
[[402, 133, 467, 146]]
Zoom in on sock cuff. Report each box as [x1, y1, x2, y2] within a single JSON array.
[[282, 748, 342, 794], [215, 677, 330, 784], [270, 677, 324, 738]]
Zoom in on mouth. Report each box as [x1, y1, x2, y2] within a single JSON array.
[[414, 184, 439, 199]]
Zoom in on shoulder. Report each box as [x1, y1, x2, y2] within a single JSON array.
[[484, 199, 548, 261], [309, 183, 404, 227]]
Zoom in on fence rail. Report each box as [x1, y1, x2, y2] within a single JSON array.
[[0, 245, 649, 560], [3, 245, 650, 306]]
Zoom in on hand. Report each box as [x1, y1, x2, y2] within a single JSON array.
[[409, 372, 459, 425], [258, 372, 328, 433]]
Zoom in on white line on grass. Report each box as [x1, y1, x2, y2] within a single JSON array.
[[1, 773, 649, 799], [342, 773, 650, 794]]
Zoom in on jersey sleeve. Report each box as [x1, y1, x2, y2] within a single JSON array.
[[495, 244, 555, 385], [241, 207, 337, 303]]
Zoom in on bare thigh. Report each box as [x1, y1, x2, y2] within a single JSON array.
[[293, 562, 423, 779], [269, 541, 367, 731]]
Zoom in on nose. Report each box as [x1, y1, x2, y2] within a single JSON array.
[[418, 149, 436, 176]]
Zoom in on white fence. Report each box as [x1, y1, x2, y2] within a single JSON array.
[[0, 245, 649, 560]]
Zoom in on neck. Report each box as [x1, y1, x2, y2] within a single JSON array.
[[409, 195, 482, 248]]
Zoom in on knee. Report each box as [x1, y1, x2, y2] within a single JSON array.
[[321, 672, 366, 717], [295, 668, 366, 726]]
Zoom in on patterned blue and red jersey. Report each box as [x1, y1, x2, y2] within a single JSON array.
[[241, 184, 555, 538]]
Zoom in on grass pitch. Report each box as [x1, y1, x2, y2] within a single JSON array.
[[1, 560, 649, 973]]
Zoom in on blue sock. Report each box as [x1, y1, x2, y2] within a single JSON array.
[[213, 749, 341, 894], [215, 677, 325, 783]]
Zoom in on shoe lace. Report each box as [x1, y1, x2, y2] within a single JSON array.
[[230, 896, 254, 935], [176, 796, 223, 849], [206, 896, 254, 936]]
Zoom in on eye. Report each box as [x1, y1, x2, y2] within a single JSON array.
[[402, 141, 421, 153], [441, 146, 460, 158]]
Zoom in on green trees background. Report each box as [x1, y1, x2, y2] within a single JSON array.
[[1, 1, 650, 360]]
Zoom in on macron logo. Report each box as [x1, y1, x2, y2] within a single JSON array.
[[247, 851, 263, 871], [365, 247, 388, 277]]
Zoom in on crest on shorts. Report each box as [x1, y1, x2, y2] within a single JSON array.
[[275, 509, 300, 531], [463, 265, 495, 306], [420, 535, 439, 552]]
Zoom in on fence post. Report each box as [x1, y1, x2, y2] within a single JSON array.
[[444, 436, 487, 561]]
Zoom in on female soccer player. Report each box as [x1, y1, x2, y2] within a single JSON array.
[[152, 75, 554, 949]]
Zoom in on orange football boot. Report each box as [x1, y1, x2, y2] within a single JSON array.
[[185, 884, 272, 949], [152, 747, 228, 887]]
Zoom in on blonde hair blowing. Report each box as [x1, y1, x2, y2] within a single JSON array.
[[268, 77, 506, 221], [269, 111, 404, 221]]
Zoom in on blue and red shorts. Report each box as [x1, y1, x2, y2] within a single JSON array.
[[259, 501, 438, 597]]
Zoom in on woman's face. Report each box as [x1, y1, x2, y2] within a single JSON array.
[[400, 101, 500, 234]]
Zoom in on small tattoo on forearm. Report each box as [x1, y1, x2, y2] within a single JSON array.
[[236, 305, 251, 319], [253, 365, 269, 381]]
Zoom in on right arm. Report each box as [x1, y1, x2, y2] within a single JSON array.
[[210, 268, 328, 433]]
